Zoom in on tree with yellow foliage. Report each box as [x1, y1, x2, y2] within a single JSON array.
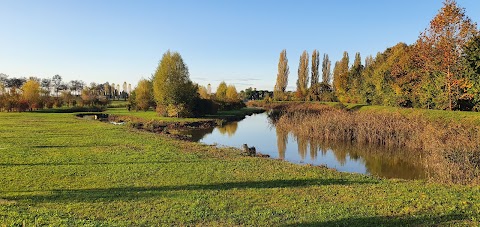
[[226, 85, 239, 101], [135, 79, 153, 111], [21, 79, 40, 110]]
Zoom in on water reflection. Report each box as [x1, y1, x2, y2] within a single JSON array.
[[217, 122, 238, 137], [276, 127, 287, 160], [181, 113, 426, 180]]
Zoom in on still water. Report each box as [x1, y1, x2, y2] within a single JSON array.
[[182, 113, 426, 180]]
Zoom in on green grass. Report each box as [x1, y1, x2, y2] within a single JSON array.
[[0, 112, 479, 225], [107, 100, 129, 108]]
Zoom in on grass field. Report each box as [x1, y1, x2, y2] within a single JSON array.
[[0, 112, 479, 226]]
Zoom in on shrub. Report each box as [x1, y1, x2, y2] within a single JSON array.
[[192, 98, 218, 117]]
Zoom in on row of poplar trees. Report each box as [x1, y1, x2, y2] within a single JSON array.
[[274, 0, 480, 111], [274, 49, 333, 102]]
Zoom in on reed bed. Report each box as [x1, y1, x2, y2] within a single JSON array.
[[272, 103, 480, 184]]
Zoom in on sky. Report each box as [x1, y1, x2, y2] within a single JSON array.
[[1, 1, 479, 91]]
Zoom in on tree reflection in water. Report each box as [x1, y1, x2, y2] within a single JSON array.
[[218, 122, 238, 137], [276, 127, 287, 160], [285, 129, 426, 179]]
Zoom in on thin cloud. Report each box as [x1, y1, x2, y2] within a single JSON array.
[[191, 77, 208, 81], [234, 78, 260, 82]]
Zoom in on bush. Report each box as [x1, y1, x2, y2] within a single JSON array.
[[215, 100, 246, 111], [192, 98, 218, 117]]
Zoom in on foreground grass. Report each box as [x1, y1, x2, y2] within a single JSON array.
[[0, 112, 479, 226]]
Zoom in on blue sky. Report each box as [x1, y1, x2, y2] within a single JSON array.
[[1, 1, 479, 91]]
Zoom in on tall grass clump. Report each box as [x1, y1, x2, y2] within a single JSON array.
[[273, 103, 480, 184]]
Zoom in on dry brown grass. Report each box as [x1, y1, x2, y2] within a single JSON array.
[[0, 199, 16, 205], [272, 103, 480, 184]]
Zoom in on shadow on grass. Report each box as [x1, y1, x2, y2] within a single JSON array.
[[31, 145, 93, 148], [4, 178, 376, 202], [282, 213, 469, 227], [33, 107, 104, 113], [0, 160, 202, 167]]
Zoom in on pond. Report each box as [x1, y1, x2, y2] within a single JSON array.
[[181, 113, 427, 180]]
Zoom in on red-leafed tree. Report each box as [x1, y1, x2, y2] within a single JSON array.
[[416, 0, 478, 110]]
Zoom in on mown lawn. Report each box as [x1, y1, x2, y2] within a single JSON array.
[[0, 112, 479, 226]]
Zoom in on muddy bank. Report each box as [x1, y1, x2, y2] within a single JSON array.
[[95, 108, 265, 140], [109, 114, 221, 136]]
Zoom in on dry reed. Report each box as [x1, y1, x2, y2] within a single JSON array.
[[272, 103, 480, 184]]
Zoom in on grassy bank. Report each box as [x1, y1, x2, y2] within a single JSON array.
[[106, 107, 264, 122], [105, 107, 265, 135], [105, 108, 203, 122], [0, 112, 479, 225], [204, 107, 265, 121]]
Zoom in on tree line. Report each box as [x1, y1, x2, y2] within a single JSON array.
[[0, 73, 132, 111], [274, 0, 480, 111]]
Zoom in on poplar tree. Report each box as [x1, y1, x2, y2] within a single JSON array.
[[296, 50, 309, 99], [333, 51, 349, 102], [322, 54, 331, 84], [274, 49, 289, 100], [310, 49, 320, 88], [347, 52, 364, 101], [216, 81, 228, 101]]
